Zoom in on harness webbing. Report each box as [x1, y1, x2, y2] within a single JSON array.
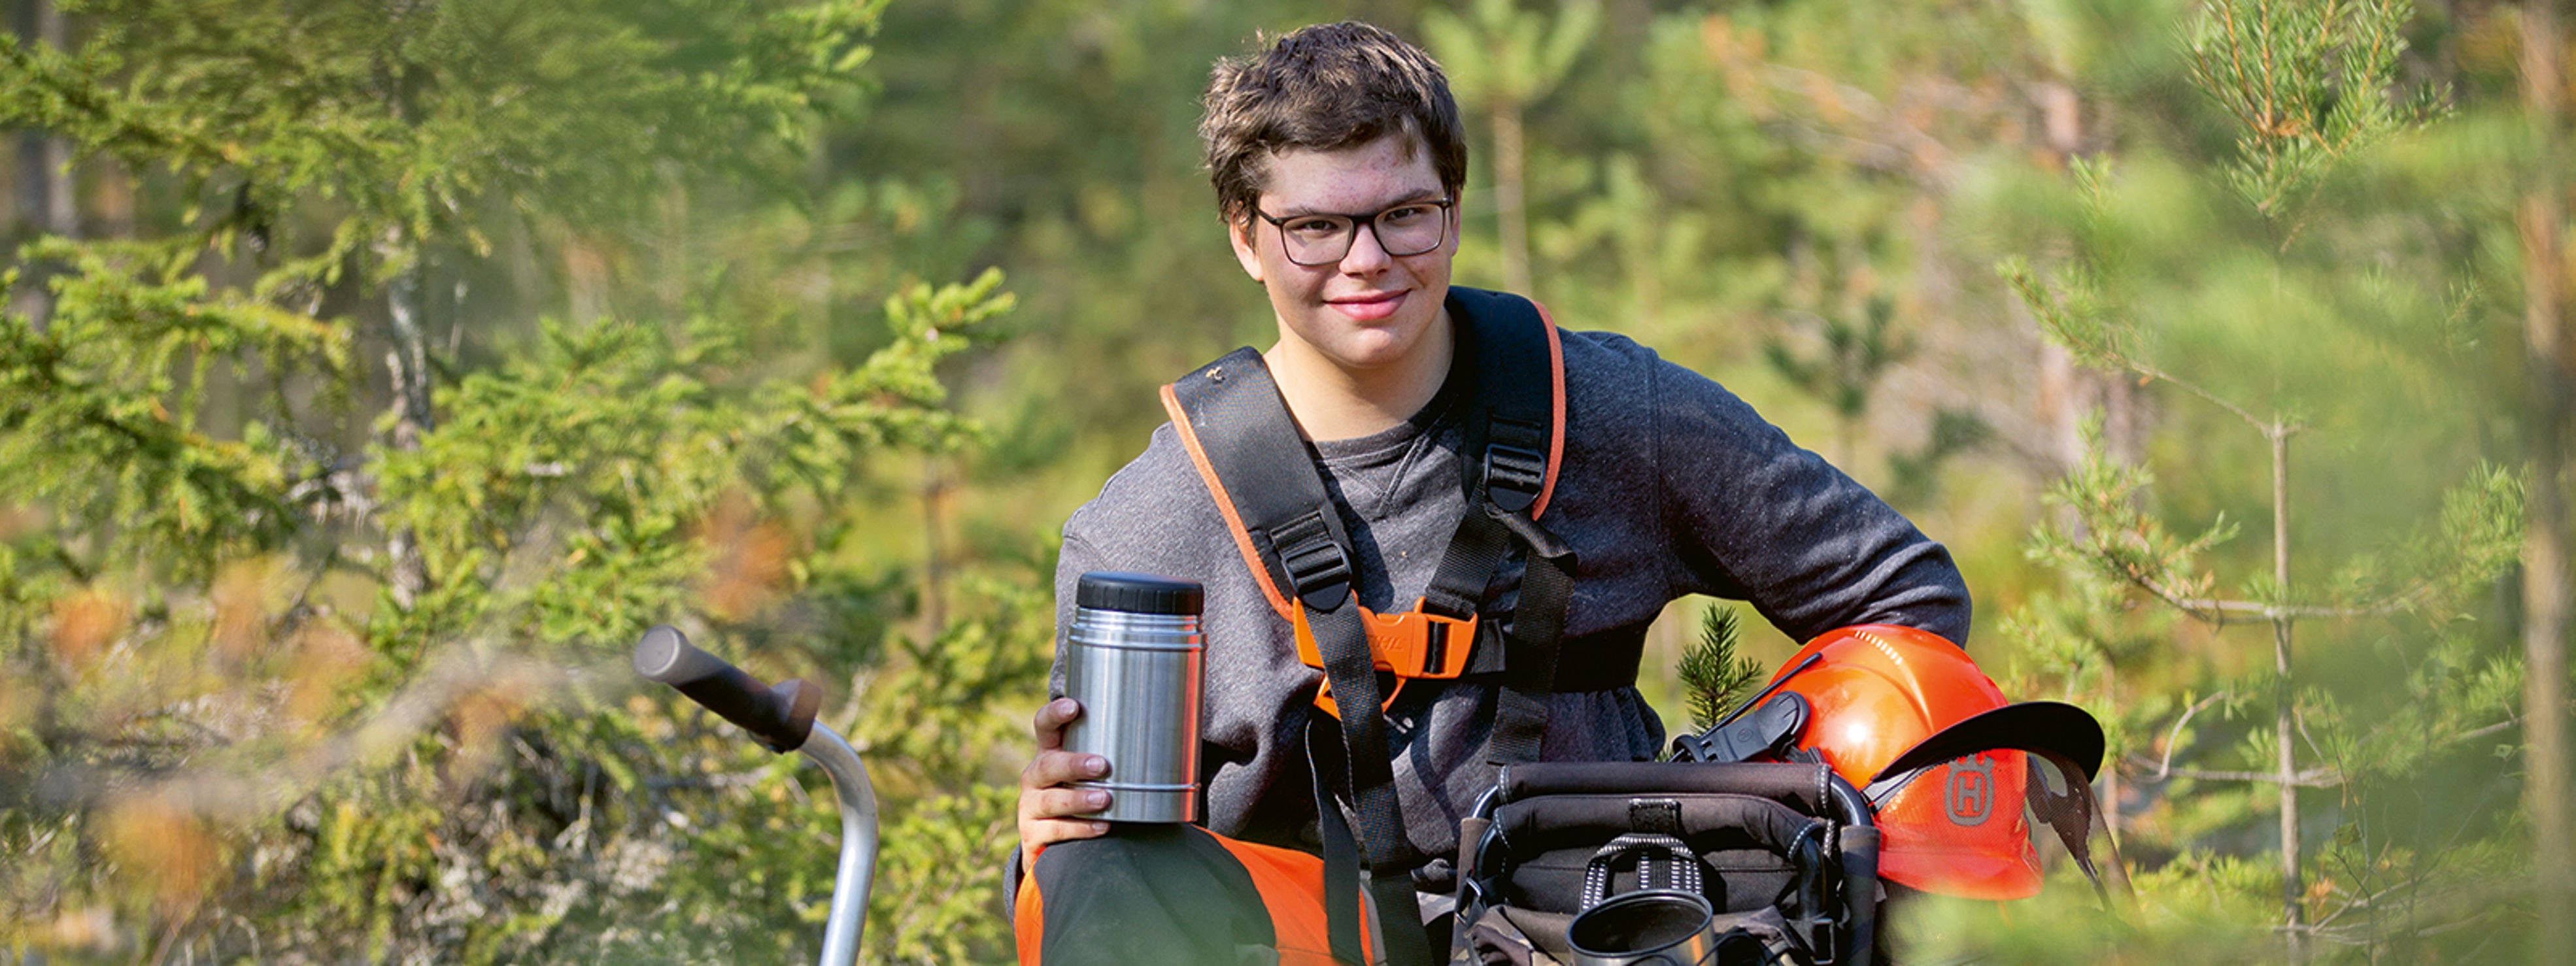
[[1159, 288, 1582, 966], [1164, 352, 1432, 964], [1485, 512, 1573, 766]]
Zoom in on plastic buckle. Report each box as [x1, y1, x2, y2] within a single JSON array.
[[1306, 675, 1407, 719], [1293, 600, 1478, 680], [1293, 609, 1406, 719], [1362, 601, 1478, 678], [1270, 512, 1353, 610], [1483, 442, 1546, 514]]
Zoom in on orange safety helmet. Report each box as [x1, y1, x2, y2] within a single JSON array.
[[1752, 625, 2105, 900]]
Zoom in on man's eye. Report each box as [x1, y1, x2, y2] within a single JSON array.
[[1380, 205, 1432, 225], [1288, 219, 1344, 236]]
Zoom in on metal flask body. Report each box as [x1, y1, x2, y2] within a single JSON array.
[[1062, 572, 1206, 824]]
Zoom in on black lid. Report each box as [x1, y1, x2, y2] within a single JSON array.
[[1076, 571, 1204, 616]]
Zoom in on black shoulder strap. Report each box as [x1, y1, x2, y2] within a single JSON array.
[[1414, 290, 1556, 628], [1426, 289, 1579, 765], [1164, 348, 1355, 616], [1449, 287, 1559, 518], [1164, 350, 1436, 966], [1159, 290, 1571, 648], [1157, 291, 1578, 965]]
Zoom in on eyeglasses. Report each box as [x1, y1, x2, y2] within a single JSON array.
[[1251, 197, 1455, 267]]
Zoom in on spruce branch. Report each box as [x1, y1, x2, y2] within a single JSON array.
[[1677, 603, 1767, 731]]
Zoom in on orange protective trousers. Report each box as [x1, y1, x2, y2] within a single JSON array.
[[1013, 824, 1372, 965]]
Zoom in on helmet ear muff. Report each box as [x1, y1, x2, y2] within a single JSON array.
[[1867, 748, 2042, 899]]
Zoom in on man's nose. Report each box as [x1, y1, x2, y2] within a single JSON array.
[[1338, 221, 1393, 273]]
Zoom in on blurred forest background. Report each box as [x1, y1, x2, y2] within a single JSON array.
[[0, 0, 2568, 962]]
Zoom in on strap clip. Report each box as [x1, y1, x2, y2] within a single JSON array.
[[1483, 442, 1546, 514], [1669, 692, 1812, 764], [1269, 510, 1353, 611], [1363, 602, 1478, 680]]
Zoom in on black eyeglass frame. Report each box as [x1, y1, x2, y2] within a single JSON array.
[[1249, 197, 1457, 267]]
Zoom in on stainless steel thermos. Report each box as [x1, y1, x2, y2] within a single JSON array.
[[1061, 571, 1205, 824]]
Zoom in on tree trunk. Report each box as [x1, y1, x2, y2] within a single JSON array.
[[2102, 660, 2123, 844], [12, 0, 75, 336], [2033, 80, 2091, 477], [2272, 427, 2305, 961], [2520, 3, 2571, 961], [1493, 99, 1531, 295], [380, 231, 434, 610]]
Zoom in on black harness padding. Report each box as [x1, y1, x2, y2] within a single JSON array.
[[1167, 345, 1360, 611], [1164, 288, 1602, 966], [1170, 350, 1432, 965]]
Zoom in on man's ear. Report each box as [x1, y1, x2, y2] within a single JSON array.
[[1227, 216, 1264, 284]]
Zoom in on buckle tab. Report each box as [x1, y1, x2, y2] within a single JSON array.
[[1484, 443, 1546, 514], [1293, 599, 1480, 680]]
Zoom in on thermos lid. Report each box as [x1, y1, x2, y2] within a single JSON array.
[[1076, 571, 1204, 616]]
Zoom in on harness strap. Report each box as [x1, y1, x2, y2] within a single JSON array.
[[1440, 290, 1572, 765], [1309, 712, 1438, 966], [1448, 288, 1561, 522], [1487, 510, 1574, 765], [1166, 351, 1432, 965], [1157, 288, 1584, 966], [1419, 504, 1511, 624], [1157, 287, 1568, 633], [1308, 729, 1366, 965], [1308, 601, 1435, 966], [1163, 347, 1342, 620]]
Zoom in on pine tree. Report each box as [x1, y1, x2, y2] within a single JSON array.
[[0, 2, 1038, 960], [1676, 603, 1765, 731], [1997, 1, 2533, 958], [1424, 0, 1599, 295]]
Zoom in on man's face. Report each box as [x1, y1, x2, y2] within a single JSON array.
[[1229, 132, 1457, 375]]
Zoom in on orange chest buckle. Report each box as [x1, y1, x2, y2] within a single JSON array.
[[1293, 599, 1478, 717]]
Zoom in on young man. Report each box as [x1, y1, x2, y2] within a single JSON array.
[[1012, 21, 1968, 965]]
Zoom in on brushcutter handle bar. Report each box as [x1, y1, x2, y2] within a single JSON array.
[[634, 625, 821, 754]]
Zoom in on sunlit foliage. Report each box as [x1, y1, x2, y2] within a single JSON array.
[[1, 1, 1038, 963], [0, 0, 2560, 963]]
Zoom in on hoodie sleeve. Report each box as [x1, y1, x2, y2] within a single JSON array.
[[1646, 351, 1973, 646]]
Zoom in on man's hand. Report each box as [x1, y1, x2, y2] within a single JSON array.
[[1017, 697, 1112, 872]]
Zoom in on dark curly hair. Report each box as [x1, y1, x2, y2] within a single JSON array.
[[1198, 22, 1467, 231]]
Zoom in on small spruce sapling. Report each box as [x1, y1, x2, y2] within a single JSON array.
[[1677, 603, 1768, 732]]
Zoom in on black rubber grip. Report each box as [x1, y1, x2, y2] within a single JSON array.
[[633, 625, 820, 754]]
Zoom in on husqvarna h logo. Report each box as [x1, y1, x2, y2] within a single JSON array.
[[1946, 754, 1997, 826]]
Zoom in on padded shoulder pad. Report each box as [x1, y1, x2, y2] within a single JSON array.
[[1447, 287, 1565, 518], [1159, 348, 1349, 621]]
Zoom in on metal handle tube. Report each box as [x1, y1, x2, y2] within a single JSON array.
[[633, 627, 876, 965], [798, 722, 877, 966], [633, 625, 821, 754]]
